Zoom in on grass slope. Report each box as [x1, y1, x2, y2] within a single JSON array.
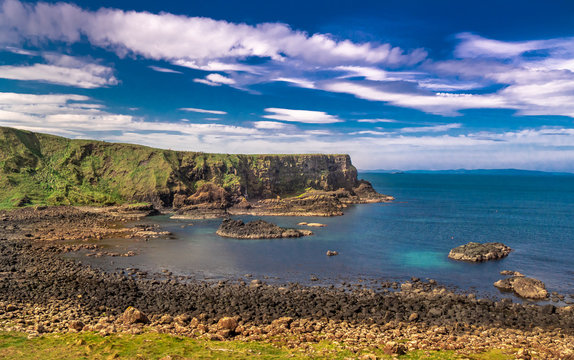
[[0, 332, 512, 360], [0, 127, 355, 209]]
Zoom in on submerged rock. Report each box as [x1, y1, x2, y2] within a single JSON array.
[[500, 270, 525, 277], [216, 219, 313, 239], [448, 242, 512, 262], [494, 276, 549, 300]]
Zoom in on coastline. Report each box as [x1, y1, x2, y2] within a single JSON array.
[[1, 206, 573, 358]]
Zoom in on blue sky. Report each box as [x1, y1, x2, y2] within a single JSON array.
[[1, 0, 574, 170]]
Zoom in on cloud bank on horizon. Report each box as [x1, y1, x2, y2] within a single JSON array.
[[1, 0, 574, 171]]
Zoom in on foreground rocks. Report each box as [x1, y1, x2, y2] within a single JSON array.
[[494, 276, 549, 300], [216, 219, 313, 239], [1, 206, 573, 359], [448, 242, 512, 262]]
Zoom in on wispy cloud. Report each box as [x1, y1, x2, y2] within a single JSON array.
[[263, 108, 344, 124], [399, 123, 462, 133], [357, 118, 397, 123], [193, 73, 236, 87], [0, 53, 117, 88], [148, 65, 182, 74], [179, 107, 227, 115], [252, 121, 294, 130]]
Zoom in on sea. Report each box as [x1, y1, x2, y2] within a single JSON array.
[[73, 172, 574, 302]]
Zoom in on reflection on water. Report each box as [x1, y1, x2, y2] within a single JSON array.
[[70, 173, 574, 300]]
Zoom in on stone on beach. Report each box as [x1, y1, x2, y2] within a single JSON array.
[[121, 307, 149, 324]]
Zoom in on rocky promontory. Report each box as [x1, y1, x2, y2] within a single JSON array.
[[448, 242, 512, 262], [0, 126, 392, 216], [216, 219, 313, 239]]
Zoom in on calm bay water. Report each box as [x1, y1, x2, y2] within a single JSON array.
[[75, 173, 574, 300]]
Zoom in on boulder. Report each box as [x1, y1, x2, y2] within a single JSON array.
[[69, 320, 85, 332], [494, 276, 548, 300], [121, 306, 149, 324], [512, 277, 548, 300], [448, 242, 512, 262], [217, 317, 238, 331]]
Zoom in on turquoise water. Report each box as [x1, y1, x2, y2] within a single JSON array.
[[78, 173, 574, 300]]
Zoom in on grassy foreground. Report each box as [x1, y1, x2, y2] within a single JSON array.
[[0, 331, 512, 359]]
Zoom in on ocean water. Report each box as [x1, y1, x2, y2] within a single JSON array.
[[75, 173, 574, 301]]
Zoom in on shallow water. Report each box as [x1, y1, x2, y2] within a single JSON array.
[[73, 173, 574, 301]]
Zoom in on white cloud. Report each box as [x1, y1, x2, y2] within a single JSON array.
[[148, 65, 182, 74], [322, 81, 512, 116], [193, 78, 221, 86], [252, 121, 293, 130], [179, 107, 227, 115], [0, 53, 117, 88], [263, 108, 344, 124], [205, 73, 235, 84], [399, 123, 462, 133], [0, 91, 259, 137], [0, 0, 426, 67], [272, 77, 315, 89], [357, 118, 397, 123]]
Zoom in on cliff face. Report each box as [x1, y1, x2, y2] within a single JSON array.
[[0, 127, 365, 209]]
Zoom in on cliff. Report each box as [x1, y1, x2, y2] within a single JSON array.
[[0, 127, 389, 210]]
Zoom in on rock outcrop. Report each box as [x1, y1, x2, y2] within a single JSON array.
[[494, 276, 549, 300], [216, 219, 313, 239], [448, 242, 512, 262]]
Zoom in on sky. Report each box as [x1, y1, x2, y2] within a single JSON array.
[[1, 0, 574, 171]]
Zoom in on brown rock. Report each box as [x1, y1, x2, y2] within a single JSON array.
[[217, 317, 238, 332], [120, 306, 149, 325], [69, 320, 84, 332], [512, 277, 548, 300], [494, 276, 548, 300], [383, 341, 407, 355], [271, 317, 293, 329]]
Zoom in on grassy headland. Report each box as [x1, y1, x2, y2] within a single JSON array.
[[0, 127, 359, 209]]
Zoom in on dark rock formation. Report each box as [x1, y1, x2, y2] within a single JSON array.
[[494, 276, 549, 300], [448, 242, 512, 262], [216, 219, 313, 239]]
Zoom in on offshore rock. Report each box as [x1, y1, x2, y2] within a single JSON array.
[[448, 242, 512, 262], [216, 219, 313, 239]]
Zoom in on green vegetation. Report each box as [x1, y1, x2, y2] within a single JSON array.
[[0, 331, 513, 359], [0, 127, 357, 209]]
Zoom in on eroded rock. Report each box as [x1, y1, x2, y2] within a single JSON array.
[[216, 219, 312, 239], [448, 242, 512, 262], [494, 276, 548, 300]]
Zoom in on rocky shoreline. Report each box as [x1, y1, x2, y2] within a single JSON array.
[[1, 206, 574, 359]]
